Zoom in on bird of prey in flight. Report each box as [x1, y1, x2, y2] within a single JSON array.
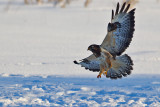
[[74, 2, 135, 79]]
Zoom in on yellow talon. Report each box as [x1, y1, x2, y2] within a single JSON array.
[[97, 74, 101, 78], [104, 71, 108, 75], [104, 68, 110, 76]]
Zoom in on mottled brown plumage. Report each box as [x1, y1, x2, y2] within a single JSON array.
[[74, 2, 135, 79]]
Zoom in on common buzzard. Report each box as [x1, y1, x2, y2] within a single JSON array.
[[74, 2, 135, 79]]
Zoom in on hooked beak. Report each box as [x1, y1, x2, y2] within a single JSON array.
[[87, 47, 91, 51]]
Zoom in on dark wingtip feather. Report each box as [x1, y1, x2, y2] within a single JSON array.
[[120, 2, 126, 13], [130, 8, 136, 13], [86, 68, 99, 72], [115, 2, 120, 15], [91, 69, 100, 72], [73, 60, 79, 64], [112, 10, 114, 20], [124, 4, 130, 13]]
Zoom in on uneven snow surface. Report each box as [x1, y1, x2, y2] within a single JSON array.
[[0, 75, 160, 106], [0, 0, 160, 106]]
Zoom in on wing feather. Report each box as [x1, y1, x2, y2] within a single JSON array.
[[111, 10, 114, 20], [74, 54, 100, 72], [115, 2, 119, 15], [101, 2, 135, 56], [120, 2, 126, 13], [74, 2, 135, 74], [124, 4, 130, 13]]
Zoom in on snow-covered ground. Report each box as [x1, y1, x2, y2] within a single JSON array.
[[0, 74, 160, 106], [0, 0, 160, 106]]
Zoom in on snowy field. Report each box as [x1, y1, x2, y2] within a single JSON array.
[[0, 75, 160, 106], [0, 0, 160, 106]]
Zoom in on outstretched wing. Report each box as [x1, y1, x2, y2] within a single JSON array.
[[74, 2, 136, 71], [101, 2, 135, 56], [74, 54, 100, 72]]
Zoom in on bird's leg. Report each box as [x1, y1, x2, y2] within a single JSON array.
[[97, 70, 104, 78], [104, 63, 112, 76], [97, 66, 105, 78], [104, 68, 109, 75]]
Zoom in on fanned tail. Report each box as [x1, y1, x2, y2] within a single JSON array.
[[106, 54, 133, 79]]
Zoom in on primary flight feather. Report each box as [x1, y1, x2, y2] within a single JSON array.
[[74, 2, 135, 79]]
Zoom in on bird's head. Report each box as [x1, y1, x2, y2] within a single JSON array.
[[88, 44, 101, 57]]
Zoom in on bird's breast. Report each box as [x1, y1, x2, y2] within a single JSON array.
[[98, 53, 112, 68]]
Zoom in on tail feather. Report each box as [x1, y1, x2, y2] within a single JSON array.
[[106, 54, 133, 79]]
